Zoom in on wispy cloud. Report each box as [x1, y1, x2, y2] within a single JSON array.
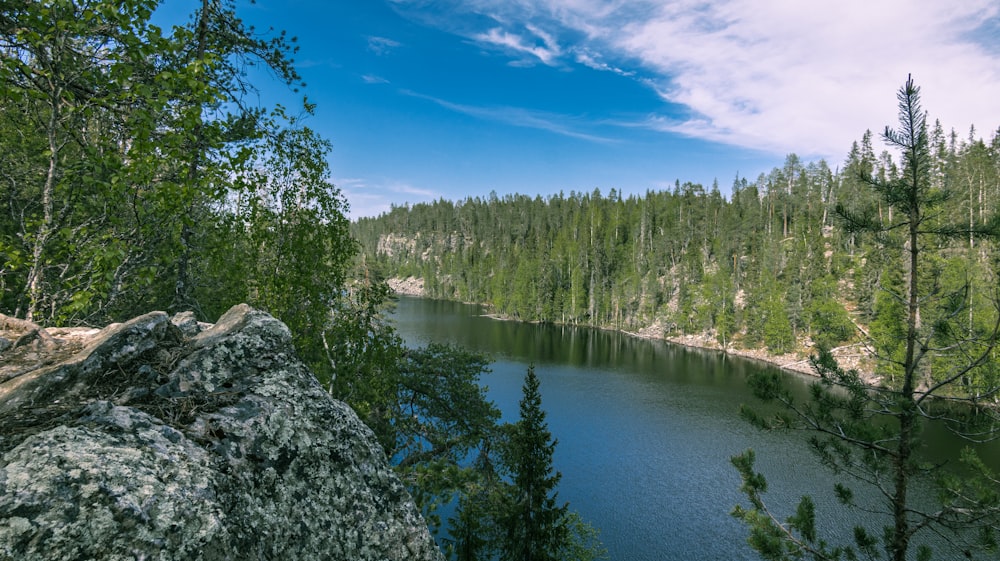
[[473, 24, 563, 66], [401, 89, 617, 143], [361, 74, 390, 85], [367, 35, 402, 55], [574, 49, 634, 77], [390, 182, 437, 199], [392, 0, 1000, 160], [338, 177, 439, 219], [294, 58, 341, 70]]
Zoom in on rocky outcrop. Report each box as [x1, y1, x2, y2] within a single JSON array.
[[386, 276, 426, 297], [0, 305, 444, 561]]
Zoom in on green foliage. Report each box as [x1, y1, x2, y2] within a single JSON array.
[[733, 76, 1000, 561], [447, 474, 502, 561], [445, 365, 606, 561], [0, 0, 357, 384], [318, 281, 506, 531], [763, 294, 796, 354], [731, 450, 841, 561], [208, 122, 355, 370], [0, 0, 194, 322], [807, 277, 856, 348], [498, 365, 570, 561], [867, 266, 908, 383], [395, 343, 500, 468], [322, 281, 404, 418], [556, 512, 608, 561]]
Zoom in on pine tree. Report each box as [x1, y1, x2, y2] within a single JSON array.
[[447, 446, 504, 561], [500, 366, 569, 561], [762, 294, 795, 354], [732, 76, 1000, 561]]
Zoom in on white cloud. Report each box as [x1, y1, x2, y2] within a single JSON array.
[[473, 25, 563, 65], [367, 35, 402, 55], [574, 49, 634, 76], [399, 0, 1000, 159], [361, 74, 390, 84], [390, 182, 438, 198], [608, 0, 1000, 158], [400, 89, 617, 142], [338, 177, 439, 219]]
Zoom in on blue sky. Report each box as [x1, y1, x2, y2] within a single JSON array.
[[160, 1, 1000, 218]]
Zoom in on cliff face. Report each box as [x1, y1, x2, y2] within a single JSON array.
[[0, 304, 443, 561]]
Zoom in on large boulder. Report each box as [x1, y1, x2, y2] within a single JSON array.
[[0, 304, 444, 561]]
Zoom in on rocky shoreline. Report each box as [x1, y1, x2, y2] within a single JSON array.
[[386, 276, 875, 383], [633, 325, 874, 383]]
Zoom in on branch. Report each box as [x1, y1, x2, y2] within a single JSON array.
[[917, 306, 1000, 406]]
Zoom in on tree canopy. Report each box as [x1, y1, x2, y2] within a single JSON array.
[[0, 0, 354, 380], [732, 76, 1000, 561]]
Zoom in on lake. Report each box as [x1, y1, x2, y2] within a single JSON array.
[[391, 296, 993, 560]]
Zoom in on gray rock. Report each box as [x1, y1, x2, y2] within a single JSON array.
[[0, 310, 174, 417], [170, 310, 204, 338], [0, 304, 443, 561]]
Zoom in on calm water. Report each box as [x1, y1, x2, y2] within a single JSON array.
[[391, 296, 995, 560]]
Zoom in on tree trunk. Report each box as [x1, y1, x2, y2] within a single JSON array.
[[172, 0, 211, 313], [25, 85, 62, 322], [891, 205, 919, 561]]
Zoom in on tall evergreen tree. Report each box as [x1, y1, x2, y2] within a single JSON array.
[[732, 76, 1000, 561], [444, 366, 605, 561], [500, 365, 569, 561]]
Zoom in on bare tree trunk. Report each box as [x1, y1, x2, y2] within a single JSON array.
[[24, 86, 62, 322], [172, 0, 210, 313], [891, 206, 919, 561]]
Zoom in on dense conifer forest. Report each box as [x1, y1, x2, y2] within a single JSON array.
[[354, 125, 1000, 377]]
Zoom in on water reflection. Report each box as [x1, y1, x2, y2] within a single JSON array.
[[391, 296, 1000, 561]]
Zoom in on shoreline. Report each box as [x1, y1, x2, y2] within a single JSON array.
[[621, 323, 872, 382], [386, 276, 875, 382]]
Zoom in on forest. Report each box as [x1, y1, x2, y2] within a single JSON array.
[[0, 2, 604, 559], [354, 126, 1000, 378], [7, 1, 1000, 559], [355, 103, 1000, 559]]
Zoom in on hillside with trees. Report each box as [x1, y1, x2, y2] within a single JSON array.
[[732, 77, 1000, 561], [7, 3, 1000, 559], [0, 3, 606, 558], [353, 123, 1000, 375]]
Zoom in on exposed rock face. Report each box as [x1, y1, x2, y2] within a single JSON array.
[[0, 305, 444, 561], [385, 276, 426, 297]]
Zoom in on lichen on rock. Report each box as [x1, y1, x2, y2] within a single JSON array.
[[0, 304, 443, 561]]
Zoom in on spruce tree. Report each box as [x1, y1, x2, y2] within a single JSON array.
[[444, 365, 606, 561], [500, 365, 569, 561]]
